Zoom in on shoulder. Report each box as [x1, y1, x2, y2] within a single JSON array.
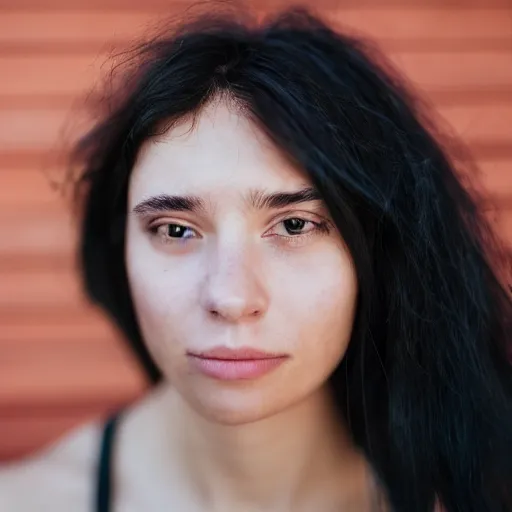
[[0, 419, 103, 512]]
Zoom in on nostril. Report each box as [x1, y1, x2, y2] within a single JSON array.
[[208, 306, 262, 320]]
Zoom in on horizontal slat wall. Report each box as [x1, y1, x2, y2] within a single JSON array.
[[1, 2, 511, 461], [2, 0, 512, 8]]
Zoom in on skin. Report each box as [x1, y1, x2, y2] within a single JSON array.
[[0, 98, 383, 511]]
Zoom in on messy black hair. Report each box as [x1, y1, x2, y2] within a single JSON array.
[[69, 5, 512, 511]]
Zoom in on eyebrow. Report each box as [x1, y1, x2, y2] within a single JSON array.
[[132, 187, 323, 216]]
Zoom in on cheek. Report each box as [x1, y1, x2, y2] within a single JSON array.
[[280, 250, 358, 372], [125, 240, 199, 369]]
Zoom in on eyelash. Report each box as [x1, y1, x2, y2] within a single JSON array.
[[147, 217, 331, 247]]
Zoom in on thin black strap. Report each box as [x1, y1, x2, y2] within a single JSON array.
[[95, 413, 121, 512]]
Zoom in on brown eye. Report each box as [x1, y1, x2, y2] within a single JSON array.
[[164, 224, 191, 238], [283, 218, 307, 234], [266, 216, 331, 247], [149, 223, 197, 244]]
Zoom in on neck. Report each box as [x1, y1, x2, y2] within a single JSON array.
[[186, 386, 359, 505], [121, 383, 372, 511]]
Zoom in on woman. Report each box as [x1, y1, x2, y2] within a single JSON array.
[[1, 6, 511, 511]]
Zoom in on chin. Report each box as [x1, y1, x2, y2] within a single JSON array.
[[181, 381, 293, 426], [201, 406, 271, 426]]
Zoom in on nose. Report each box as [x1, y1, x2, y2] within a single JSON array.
[[199, 245, 269, 323]]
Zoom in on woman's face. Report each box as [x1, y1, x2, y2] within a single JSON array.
[[125, 99, 358, 425]]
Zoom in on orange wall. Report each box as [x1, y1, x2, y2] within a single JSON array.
[[1, 0, 511, 461]]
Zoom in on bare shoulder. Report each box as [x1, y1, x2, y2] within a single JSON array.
[[0, 419, 103, 512]]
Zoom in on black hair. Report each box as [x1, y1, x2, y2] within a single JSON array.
[[69, 5, 512, 511]]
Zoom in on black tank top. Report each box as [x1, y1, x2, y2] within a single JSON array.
[[95, 413, 120, 512]]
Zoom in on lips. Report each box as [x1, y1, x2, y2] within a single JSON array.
[[190, 346, 287, 360], [186, 346, 289, 380]]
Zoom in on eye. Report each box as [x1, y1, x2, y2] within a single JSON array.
[[149, 223, 197, 244], [268, 217, 331, 245], [278, 218, 312, 235]]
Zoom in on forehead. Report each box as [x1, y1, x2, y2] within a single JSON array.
[[128, 100, 311, 203]]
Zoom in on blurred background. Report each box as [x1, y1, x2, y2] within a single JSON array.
[[0, 0, 511, 462]]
